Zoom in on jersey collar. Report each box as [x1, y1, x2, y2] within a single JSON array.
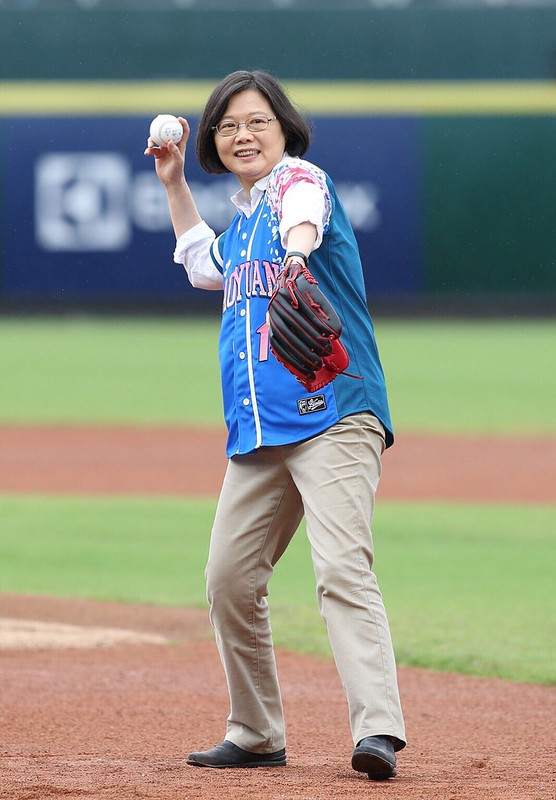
[[230, 152, 290, 218]]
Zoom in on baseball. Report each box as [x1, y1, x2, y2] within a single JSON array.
[[149, 114, 183, 147]]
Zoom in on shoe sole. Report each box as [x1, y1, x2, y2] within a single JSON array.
[[187, 758, 286, 769], [351, 751, 397, 780]]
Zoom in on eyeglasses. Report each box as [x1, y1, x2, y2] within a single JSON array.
[[212, 116, 277, 137]]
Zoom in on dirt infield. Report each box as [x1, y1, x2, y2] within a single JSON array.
[[1, 426, 555, 799], [1, 424, 555, 502], [2, 594, 555, 800]]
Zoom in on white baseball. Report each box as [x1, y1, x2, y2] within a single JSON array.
[[149, 114, 183, 147]]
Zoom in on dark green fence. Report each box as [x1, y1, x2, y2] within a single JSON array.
[[1, 7, 555, 81], [424, 116, 556, 295]]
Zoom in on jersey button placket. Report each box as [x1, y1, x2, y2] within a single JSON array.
[[234, 300, 252, 435]]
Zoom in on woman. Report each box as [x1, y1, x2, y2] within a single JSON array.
[[145, 70, 406, 781]]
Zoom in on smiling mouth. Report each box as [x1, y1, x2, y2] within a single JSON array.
[[235, 149, 259, 158]]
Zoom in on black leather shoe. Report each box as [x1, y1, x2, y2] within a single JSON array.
[[186, 740, 286, 768], [351, 735, 397, 780]]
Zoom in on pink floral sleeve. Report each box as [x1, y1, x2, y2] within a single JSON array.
[[266, 159, 332, 234]]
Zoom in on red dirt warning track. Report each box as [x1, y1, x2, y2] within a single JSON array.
[[0, 425, 554, 503]]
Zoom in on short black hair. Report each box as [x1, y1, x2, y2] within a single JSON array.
[[196, 70, 312, 174]]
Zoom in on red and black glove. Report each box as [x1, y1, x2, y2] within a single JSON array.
[[267, 254, 352, 393]]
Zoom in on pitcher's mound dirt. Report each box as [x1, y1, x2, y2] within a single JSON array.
[[1, 593, 554, 800]]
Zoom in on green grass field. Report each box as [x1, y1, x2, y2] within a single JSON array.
[[0, 495, 553, 685], [1, 317, 554, 685], [1, 317, 555, 432]]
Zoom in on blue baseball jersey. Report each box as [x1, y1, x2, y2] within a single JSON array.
[[210, 158, 393, 458]]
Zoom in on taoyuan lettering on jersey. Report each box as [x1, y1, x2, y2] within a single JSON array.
[[222, 259, 281, 310]]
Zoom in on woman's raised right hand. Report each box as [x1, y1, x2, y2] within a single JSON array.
[[144, 116, 190, 187]]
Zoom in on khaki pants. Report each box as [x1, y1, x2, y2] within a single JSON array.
[[206, 412, 406, 754]]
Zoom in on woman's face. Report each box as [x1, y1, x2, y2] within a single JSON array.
[[214, 88, 287, 192]]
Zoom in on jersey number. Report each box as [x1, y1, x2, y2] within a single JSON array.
[[256, 321, 270, 362]]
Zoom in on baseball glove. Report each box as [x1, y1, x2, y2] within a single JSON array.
[[267, 258, 352, 393]]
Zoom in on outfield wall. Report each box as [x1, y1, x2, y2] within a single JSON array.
[[1, 7, 555, 81], [2, 107, 555, 311], [1, 7, 555, 312]]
